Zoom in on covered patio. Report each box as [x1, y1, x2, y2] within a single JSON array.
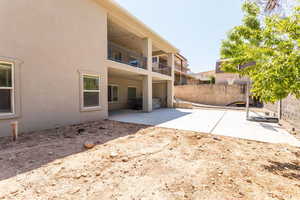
[[108, 67, 171, 113]]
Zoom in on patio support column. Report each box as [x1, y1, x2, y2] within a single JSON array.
[[143, 75, 152, 112], [167, 53, 175, 108], [142, 38, 153, 72]]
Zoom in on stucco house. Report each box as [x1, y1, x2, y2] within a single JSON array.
[[214, 61, 249, 85], [173, 54, 200, 85], [193, 61, 249, 85], [0, 0, 180, 137]]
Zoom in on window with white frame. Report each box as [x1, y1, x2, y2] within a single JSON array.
[[0, 62, 14, 114], [82, 75, 100, 108], [108, 85, 119, 103]]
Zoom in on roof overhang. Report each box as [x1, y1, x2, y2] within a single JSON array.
[[175, 53, 187, 61], [97, 0, 179, 53]]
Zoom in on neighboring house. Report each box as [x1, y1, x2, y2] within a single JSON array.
[[215, 61, 249, 85], [0, 0, 179, 136], [173, 54, 200, 85], [193, 61, 249, 85], [192, 70, 215, 83]]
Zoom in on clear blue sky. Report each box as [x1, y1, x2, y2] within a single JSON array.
[[114, 0, 244, 72]]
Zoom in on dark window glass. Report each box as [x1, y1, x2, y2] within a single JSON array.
[[0, 63, 12, 87], [108, 86, 118, 102], [0, 89, 12, 113], [113, 86, 118, 101], [84, 76, 99, 90], [84, 92, 99, 107], [128, 87, 137, 100], [108, 86, 112, 102]]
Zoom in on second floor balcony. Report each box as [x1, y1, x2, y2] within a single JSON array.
[[108, 42, 147, 70], [108, 42, 172, 77], [107, 17, 175, 78], [175, 63, 190, 74], [152, 63, 172, 76]]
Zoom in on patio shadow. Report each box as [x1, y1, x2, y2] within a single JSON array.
[[109, 108, 193, 126], [259, 123, 279, 132]]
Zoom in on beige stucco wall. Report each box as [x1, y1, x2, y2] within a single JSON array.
[[175, 85, 247, 106], [0, 0, 108, 136], [108, 77, 142, 111]]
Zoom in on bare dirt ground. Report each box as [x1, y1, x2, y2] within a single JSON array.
[[0, 120, 300, 200]]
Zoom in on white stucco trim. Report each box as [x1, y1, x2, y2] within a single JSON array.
[[0, 57, 23, 120], [108, 84, 120, 104]]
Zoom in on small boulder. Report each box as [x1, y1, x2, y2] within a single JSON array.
[[213, 137, 222, 141], [122, 157, 129, 162], [84, 141, 95, 149], [196, 135, 203, 139], [110, 152, 118, 158], [246, 178, 252, 183]]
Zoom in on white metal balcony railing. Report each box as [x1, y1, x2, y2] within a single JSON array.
[[108, 42, 172, 76], [175, 64, 189, 74], [108, 42, 147, 70], [152, 63, 172, 76]]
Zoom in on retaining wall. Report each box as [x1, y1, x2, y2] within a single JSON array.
[[265, 95, 300, 130], [174, 84, 247, 106]]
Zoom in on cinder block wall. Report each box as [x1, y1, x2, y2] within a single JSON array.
[[264, 103, 278, 116], [175, 84, 247, 106], [265, 95, 300, 129]]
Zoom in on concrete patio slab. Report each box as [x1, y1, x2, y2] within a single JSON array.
[[109, 108, 300, 147]]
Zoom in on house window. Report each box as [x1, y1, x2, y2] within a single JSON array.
[[0, 62, 14, 114], [82, 75, 100, 108], [108, 85, 119, 103], [128, 87, 137, 100]]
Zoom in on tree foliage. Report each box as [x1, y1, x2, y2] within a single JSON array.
[[209, 76, 216, 84], [220, 2, 300, 103], [250, 0, 295, 16]]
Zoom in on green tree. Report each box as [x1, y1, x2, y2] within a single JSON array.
[[209, 76, 216, 84], [251, 0, 296, 16], [220, 2, 300, 103]]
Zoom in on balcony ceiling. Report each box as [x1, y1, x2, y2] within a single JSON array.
[[99, 0, 179, 53], [108, 18, 165, 53], [108, 67, 144, 81], [108, 20, 143, 53]]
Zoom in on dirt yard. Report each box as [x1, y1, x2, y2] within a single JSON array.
[[0, 120, 300, 200]]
